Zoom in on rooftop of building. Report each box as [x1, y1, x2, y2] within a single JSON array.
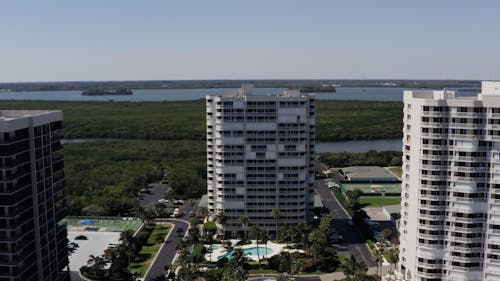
[[405, 80, 500, 101], [341, 166, 400, 183], [0, 110, 61, 121], [208, 83, 314, 99], [0, 110, 63, 132]]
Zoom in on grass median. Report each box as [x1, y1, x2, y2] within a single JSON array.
[[359, 196, 401, 207], [129, 223, 172, 277]]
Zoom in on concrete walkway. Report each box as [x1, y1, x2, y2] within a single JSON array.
[[205, 240, 303, 262], [319, 265, 392, 280]]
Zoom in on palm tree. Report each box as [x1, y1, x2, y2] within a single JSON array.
[[270, 208, 282, 239], [87, 254, 106, 267], [386, 248, 399, 273], [230, 248, 249, 268], [164, 188, 175, 206], [250, 225, 263, 268], [223, 240, 233, 252], [307, 229, 326, 265], [134, 205, 147, 224], [239, 215, 249, 240], [119, 229, 136, 265], [382, 228, 393, 240], [374, 248, 384, 276], [216, 211, 228, 240], [260, 231, 269, 259], [295, 222, 309, 248], [198, 206, 209, 218], [341, 255, 368, 281]]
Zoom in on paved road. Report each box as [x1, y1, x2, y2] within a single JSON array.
[[144, 216, 190, 280], [70, 271, 84, 281], [139, 183, 169, 208], [315, 179, 376, 267]]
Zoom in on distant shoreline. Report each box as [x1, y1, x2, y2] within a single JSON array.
[[82, 88, 133, 96], [0, 79, 481, 92]]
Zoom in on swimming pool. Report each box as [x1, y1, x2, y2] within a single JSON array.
[[208, 244, 221, 250], [217, 246, 274, 260]]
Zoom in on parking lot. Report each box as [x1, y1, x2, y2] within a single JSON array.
[[67, 231, 121, 272], [139, 183, 169, 208]]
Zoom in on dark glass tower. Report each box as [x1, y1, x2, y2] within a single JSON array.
[[0, 110, 69, 281]]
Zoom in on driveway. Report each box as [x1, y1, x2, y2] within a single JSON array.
[[315, 179, 376, 267], [144, 216, 190, 280]]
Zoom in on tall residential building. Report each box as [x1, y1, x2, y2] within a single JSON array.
[[0, 110, 69, 281], [399, 82, 500, 281], [206, 84, 315, 237]]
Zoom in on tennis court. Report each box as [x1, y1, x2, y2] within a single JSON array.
[[61, 216, 143, 232], [342, 183, 401, 195]]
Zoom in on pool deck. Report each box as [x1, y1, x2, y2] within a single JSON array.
[[204, 240, 303, 262]]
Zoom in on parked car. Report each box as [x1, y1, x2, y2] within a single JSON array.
[[373, 231, 384, 240], [75, 235, 88, 240], [158, 198, 169, 204], [174, 200, 185, 205], [176, 227, 184, 236], [188, 211, 195, 217], [329, 234, 343, 244]]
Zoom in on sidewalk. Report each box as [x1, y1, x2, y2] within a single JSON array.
[[319, 265, 392, 280]]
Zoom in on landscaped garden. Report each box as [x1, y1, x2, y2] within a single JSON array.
[[79, 222, 171, 281], [165, 214, 381, 281]]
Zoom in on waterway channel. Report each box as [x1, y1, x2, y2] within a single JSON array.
[[62, 138, 402, 153]]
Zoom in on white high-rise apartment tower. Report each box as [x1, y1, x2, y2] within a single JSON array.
[[206, 84, 315, 238], [399, 82, 500, 281]]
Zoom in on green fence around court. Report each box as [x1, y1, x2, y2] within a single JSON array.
[[341, 183, 402, 196], [61, 216, 143, 232]]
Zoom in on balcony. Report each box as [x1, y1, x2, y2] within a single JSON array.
[[448, 123, 485, 129], [421, 111, 450, 117], [451, 166, 488, 173], [419, 213, 446, 220], [421, 144, 449, 150], [417, 232, 444, 240], [420, 174, 448, 181], [449, 134, 484, 140], [418, 194, 447, 201], [452, 156, 488, 162], [421, 154, 449, 161], [415, 271, 442, 279]]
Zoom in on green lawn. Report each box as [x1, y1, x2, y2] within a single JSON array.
[[337, 255, 350, 272], [387, 166, 402, 179], [129, 223, 172, 277], [359, 196, 401, 207], [248, 269, 279, 274]]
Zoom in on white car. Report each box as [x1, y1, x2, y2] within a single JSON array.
[[158, 199, 169, 204]]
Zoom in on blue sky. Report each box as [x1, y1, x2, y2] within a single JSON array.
[[1, 0, 499, 82]]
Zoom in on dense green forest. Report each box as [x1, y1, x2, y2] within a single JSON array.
[[64, 140, 206, 215], [318, 150, 403, 167], [0, 100, 403, 141], [0, 99, 404, 215], [316, 100, 402, 140]]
